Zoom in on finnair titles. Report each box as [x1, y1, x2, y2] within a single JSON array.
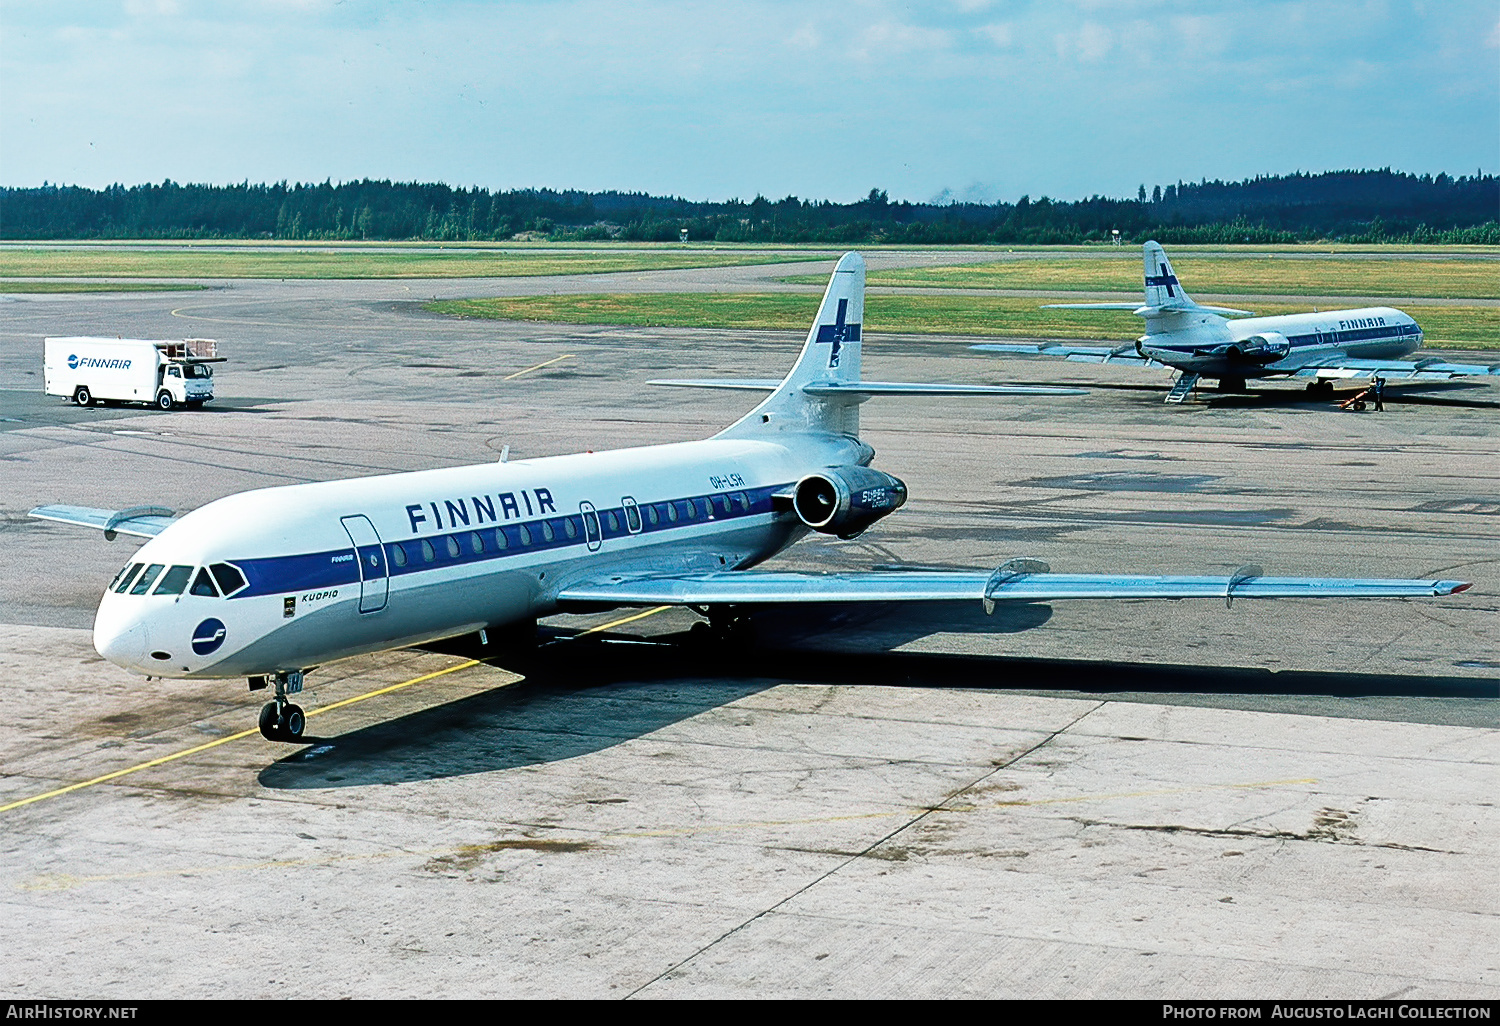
[[32, 253, 1472, 743]]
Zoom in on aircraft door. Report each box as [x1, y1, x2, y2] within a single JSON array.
[[622, 497, 643, 534], [579, 502, 602, 552], [340, 514, 389, 613]]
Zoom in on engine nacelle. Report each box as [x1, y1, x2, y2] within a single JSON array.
[[793, 466, 908, 539], [1222, 332, 1291, 364]]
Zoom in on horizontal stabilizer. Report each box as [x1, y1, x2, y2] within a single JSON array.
[[648, 379, 782, 391], [558, 568, 1470, 607], [30, 504, 175, 539], [651, 378, 1086, 397], [1041, 302, 1254, 317]]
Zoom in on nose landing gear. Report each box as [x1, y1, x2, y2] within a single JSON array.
[[254, 670, 307, 742]]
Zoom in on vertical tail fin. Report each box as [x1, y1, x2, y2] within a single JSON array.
[[718, 252, 866, 440], [1143, 241, 1195, 309]]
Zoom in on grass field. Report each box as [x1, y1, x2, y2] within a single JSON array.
[[785, 255, 1500, 300], [0, 248, 814, 280], [427, 293, 1500, 349], [0, 281, 208, 293]]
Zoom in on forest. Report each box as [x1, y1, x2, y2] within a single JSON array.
[[2, 169, 1495, 244]]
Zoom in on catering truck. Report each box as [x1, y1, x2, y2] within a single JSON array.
[[43, 337, 223, 410]]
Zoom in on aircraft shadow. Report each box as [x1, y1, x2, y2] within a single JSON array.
[[259, 601, 1493, 790]]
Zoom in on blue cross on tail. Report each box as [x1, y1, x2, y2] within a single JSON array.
[[814, 298, 861, 368], [1145, 261, 1178, 298]]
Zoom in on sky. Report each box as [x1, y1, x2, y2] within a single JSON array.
[[2, 0, 1497, 204]]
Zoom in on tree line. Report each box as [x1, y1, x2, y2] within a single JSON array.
[[2, 169, 1495, 244]]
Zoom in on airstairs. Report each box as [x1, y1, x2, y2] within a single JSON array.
[[1165, 372, 1200, 404]]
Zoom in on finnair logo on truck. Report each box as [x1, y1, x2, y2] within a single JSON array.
[[68, 354, 132, 371]]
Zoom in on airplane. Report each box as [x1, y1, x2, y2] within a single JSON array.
[[30, 253, 1472, 743], [971, 241, 1500, 404]]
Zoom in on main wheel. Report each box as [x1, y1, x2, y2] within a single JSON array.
[[1217, 377, 1247, 393], [282, 704, 305, 740], [74, 386, 92, 406], [258, 702, 281, 741], [156, 391, 174, 410]]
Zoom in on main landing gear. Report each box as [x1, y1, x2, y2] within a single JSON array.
[[686, 607, 756, 648], [253, 670, 306, 742]]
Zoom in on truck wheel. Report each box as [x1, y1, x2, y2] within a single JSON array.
[[74, 387, 92, 406], [156, 391, 174, 411]]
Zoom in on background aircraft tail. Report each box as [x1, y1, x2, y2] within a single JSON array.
[[1143, 241, 1194, 308]]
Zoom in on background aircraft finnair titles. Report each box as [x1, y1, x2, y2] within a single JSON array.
[[971, 241, 1500, 404], [31, 253, 1471, 742]]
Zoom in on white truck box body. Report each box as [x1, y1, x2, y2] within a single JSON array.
[[43, 337, 217, 407]]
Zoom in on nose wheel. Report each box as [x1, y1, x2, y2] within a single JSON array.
[[255, 670, 307, 742]]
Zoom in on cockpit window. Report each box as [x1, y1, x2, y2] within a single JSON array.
[[130, 564, 165, 595], [209, 562, 247, 596], [112, 562, 143, 593], [152, 565, 193, 595], [190, 568, 220, 597]]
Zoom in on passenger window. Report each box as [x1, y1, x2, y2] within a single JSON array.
[[167, 366, 181, 378], [518, 523, 532, 546], [734, 491, 749, 511], [114, 562, 144, 593], [494, 528, 509, 550], [605, 511, 619, 533], [446, 536, 461, 558], [563, 517, 578, 539], [646, 505, 659, 526], [625, 504, 641, 533], [420, 539, 436, 562], [153, 565, 193, 595], [665, 502, 678, 522], [190, 568, 219, 596], [391, 543, 408, 567], [682, 500, 696, 520], [209, 563, 247, 596], [130, 564, 165, 595], [540, 520, 555, 542], [700, 498, 712, 518], [470, 531, 484, 554]]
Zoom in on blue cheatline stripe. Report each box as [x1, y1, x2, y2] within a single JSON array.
[[1150, 324, 1419, 356], [228, 483, 790, 599]]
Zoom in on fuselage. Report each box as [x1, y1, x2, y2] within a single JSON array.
[[94, 433, 865, 680], [1139, 306, 1421, 379]]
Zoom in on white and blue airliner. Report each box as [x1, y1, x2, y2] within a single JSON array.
[[31, 253, 1472, 742], [973, 241, 1500, 403]]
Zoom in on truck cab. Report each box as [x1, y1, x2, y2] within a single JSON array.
[[160, 361, 215, 408]]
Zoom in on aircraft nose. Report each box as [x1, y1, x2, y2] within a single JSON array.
[[94, 613, 147, 670]]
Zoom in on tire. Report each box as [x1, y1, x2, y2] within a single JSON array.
[[1217, 377, 1247, 393], [74, 387, 92, 406], [258, 702, 281, 741], [283, 704, 305, 740], [156, 391, 174, 411]]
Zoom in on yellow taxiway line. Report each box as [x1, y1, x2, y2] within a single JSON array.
[[0, 606, 672, 816], [502, 353, 574, 380]]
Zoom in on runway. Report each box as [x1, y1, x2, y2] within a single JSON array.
[[0, 258, 1496, 997]]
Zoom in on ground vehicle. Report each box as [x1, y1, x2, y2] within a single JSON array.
[[43, 337, 223, 410]]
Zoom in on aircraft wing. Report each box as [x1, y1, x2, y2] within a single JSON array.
[[29, 504, 176, 540], [558, 565, 1470, 609], [969, 342, 1156, 366], [1289, 356, 1500, 380]]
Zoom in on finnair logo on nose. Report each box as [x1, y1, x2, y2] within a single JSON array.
[[191, 618, 227, 656]]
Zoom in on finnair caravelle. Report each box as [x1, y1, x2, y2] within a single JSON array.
[[972, 241, 1500, 404], [32, 253, 1471, 743]]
